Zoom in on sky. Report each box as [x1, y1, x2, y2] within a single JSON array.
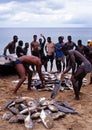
[[0, 0, 91, 27]]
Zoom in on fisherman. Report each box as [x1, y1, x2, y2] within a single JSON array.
[[55, 36, 65, 72], [39, 34, 47, 71], [16, 40, 25, 57], [23, 42, 29, 55], [60, 45, 91, 100], [3, 35, 18, 56], [30, 35, 40, 72], [13, 55, 45, 95], [84, 46, 92, 84], [65, 35, 77, 67], [45, 37, 55, 72]]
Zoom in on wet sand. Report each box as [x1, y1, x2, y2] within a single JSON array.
[[0, 73, 92, 130]]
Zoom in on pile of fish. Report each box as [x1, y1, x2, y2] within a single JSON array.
[[12, 72, 74, 91], [2, 96, 79, 129], [12, 72, 87, 96]]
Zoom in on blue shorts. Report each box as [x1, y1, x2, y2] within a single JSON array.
[[14, 59, 22, 65]]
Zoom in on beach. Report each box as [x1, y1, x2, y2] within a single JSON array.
[[0, 73, 92, 130]]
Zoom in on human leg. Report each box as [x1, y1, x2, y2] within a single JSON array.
[[71, 66, 86, 100], [13, 64, 26, 94]]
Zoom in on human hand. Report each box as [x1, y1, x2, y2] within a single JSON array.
[[60, 73, 65, 81], [40, 34, 44, 37]]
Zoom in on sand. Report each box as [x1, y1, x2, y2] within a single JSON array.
[[0, 73, 92, 130]]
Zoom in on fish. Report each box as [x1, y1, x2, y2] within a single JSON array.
[[45, 109, 52, 115], [17, 114, 26, 123], [53, 102, 78, 114], [9, 115, 18, 123], [2, 112, 13, 120], [31, 112, 40, 119], [51, 81, 61, 99], [24, 112, 34, 129], [52, 111, 65, 120], [4, 100, 15, 109], [40, 109, 53, 129], [48, 105, 58, 112], [19, 106, 37, 114], [18, 103, 27, 111], [8, 107, 19, 115], [62, 101, 75, 111], [15, 98, 26, 104]]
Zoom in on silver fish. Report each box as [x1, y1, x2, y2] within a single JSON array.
[[48, 105, 58, 112], [40, 109, 53, 129], [4, 100, 15, 109], [8, 107, 19, 115], [2, 112, 13, 120], [53, 102, 78, 114], [25, 112, 34, 129], [9, 115, 18, 123], [19, 106, 37, 114], [52, 111, 65, 120], [31, 112, 40, 119]]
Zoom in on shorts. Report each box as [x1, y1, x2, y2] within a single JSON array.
[[82, 62, 92, 73], [14, 59, 22, 65], [47, 54, 54, 62]]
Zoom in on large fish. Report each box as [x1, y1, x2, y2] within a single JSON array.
[[25, 112, 34, 129], [62, 101, 75, 111], [40, 109, 53, 129], [51, 80, 61, 99], [53, 102, 78, 114]]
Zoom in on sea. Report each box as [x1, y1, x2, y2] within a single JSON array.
[[0, 27, 92, 54], [0, 27, 92, 71]]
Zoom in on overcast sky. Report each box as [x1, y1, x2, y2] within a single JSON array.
[[0, 0, 91, 27]]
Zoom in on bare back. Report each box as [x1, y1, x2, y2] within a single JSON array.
[[18, 55, 41, 66]]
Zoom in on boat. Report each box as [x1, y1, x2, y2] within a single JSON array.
[[0, 55, 17, 75]]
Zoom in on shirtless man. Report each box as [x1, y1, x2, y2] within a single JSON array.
[[61, 45, 91, 100], [45, 37, 55, 72], [84, 46, 92, 84], [3, 35, 18, 56], [39, 34, 47, 71], [30, 35, 40, 57], [30, 35, 40, 71], [16, 40, 25, 57], [13, 55, 45, 94], [65, 35, 77, 67], [76, 40, 85, 55]]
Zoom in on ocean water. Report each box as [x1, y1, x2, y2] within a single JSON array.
[[0, 27, 92, 55]]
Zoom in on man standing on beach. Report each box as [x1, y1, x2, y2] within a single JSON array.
[[45, 37, 55, 72], [30, 35, 40, 72], [39, 34, 47, 71], [13, 55, 45, 95], [3, 35, 18, 56], [65, 35, 77, 67], [61, 45, 91, 100]]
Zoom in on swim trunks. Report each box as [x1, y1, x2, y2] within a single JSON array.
[[14, 59, 22, 65], [82, 62, 92, 73]]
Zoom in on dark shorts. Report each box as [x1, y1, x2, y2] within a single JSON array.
[[82, 62, 92, 73], [47, 54, 54, 62], [14, 59, 22, 65], [32, 51, 40, 57]]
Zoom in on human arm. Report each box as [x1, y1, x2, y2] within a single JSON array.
[[40, 34, 46, 45], [3, 44, 9, 56], [45, 44, 48, 54], [36, 64, 45, 87]]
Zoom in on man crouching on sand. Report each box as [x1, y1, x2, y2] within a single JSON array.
[[60, 45, 92, 100], [13, 55, 45, 95]]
